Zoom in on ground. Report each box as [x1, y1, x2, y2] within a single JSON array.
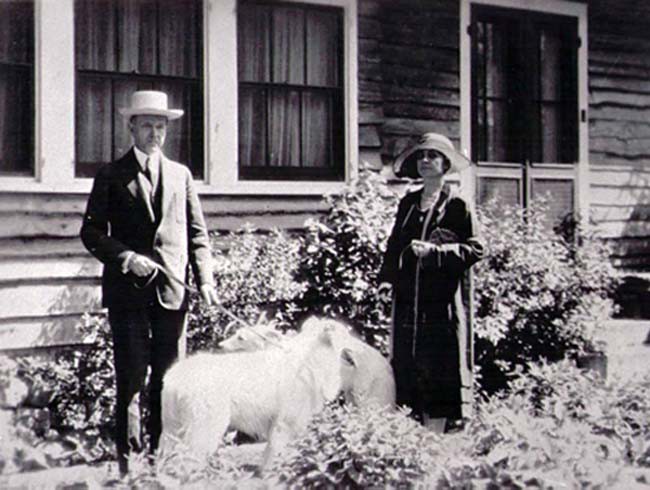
[[1, 320, 649, 489], [600, 319, 649, 383]]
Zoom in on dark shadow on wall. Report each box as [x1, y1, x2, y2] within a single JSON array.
[[612, 164, 650, 319]]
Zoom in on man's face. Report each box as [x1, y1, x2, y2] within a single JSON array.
[[130, 115, 168, 155]]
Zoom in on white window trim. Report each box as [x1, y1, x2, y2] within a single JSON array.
[[0, 0, 358, 196], [204, 0, 358, 195], [0, 0, 78, 193], [459, 0, 589, 218]]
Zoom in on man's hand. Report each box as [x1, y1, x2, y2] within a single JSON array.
[[128, 254, 158, 277], [200, 284, 219, 306], [377, 282, 392, 303]]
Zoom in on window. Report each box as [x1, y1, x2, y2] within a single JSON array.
[[0, 0, 34, 176], [74, 0, 204, 178], [471, 6, 578, 165], [461, 0, 587, 222], [237, 1, 345, 181]]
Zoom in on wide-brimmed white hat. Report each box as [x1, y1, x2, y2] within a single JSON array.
[[119, 90, 184, 120], [393, 132, 471, 178]]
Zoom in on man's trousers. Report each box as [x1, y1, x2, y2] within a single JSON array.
[[108, 300, 187, 474]]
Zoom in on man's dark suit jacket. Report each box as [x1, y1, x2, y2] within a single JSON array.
[[81, 148, 213, 310]]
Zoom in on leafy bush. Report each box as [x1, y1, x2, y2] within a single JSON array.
[[187, 225, 306, 352], [294, 169, 399, 348], [0, 314, 115, 472], [186, 169, 399, 352], [13, 315, 115, 430], [16, 314, 115, 432], [440, 361, 650, 489], [270, 403, 443, 488], [473, 198, 619, 393]]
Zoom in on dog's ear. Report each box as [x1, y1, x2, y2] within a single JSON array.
[[318, 323, 335, 347], [341, 347, 357, 367]]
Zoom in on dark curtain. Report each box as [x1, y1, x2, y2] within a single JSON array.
[[238, 2, 341, 176], [0, 0, 34, 175]]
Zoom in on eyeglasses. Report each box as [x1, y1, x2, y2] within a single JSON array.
[[415, 149, 445, 161]]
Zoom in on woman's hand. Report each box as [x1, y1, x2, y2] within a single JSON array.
[[411, 239, 438, 258], [377, 282, 392, 303]]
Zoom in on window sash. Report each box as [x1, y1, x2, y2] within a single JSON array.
[[237, 1, 344, 181]]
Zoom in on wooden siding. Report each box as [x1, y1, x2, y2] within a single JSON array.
[[588, 0, 650, 270], [0, 192, 327, 351], [358, 0, 461, 175]]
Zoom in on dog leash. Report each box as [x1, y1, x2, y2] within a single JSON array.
[[150, 262, 285, 348], [150, 262, 250, 327]]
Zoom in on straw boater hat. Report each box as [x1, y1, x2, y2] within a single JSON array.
[[393, 132, 471, 179], [119, 90, 184, 120]]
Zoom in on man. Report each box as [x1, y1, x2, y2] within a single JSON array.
[[80, 90, 218, 475]]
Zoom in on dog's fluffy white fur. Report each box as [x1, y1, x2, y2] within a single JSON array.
[[339, 337, 396, 408], [160, 318, 352, 468], [218, 321, 285, 351], [219, 317, 396, 409]]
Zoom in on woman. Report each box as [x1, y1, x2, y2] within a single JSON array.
[[378, 133, 484, 432]]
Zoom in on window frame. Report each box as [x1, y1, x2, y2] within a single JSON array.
[[0, 0, 75, 193], [205, 0, 357, 195], [0, 0, 358, 196], [459, 0, 589, 219], [236, 1, 346, 182], [73, 0, 206, 180]]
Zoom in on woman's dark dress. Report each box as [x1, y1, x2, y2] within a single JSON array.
[[378, 187, 484, 420]]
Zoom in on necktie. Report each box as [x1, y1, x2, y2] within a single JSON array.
[[143, 157, 158, 200], [140, 158, 156, 216], [142, 158, 152, 184]]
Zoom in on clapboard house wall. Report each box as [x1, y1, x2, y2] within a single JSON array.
[[588, 0, 650, 271], [0, 193, 327, 352]]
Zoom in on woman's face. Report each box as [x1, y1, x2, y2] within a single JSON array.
[[416, 149, 446, 179]]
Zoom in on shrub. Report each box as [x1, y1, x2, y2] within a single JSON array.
[[271, 402, 444, 488], [294, 168, 399, 349], [5, 171, 626, 475], [1, 313, 115, 471], [473, 198, 619, 393], [16, 314, 115, 433], [441, 361, 650, 489], [187, 225, 306, 352]]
